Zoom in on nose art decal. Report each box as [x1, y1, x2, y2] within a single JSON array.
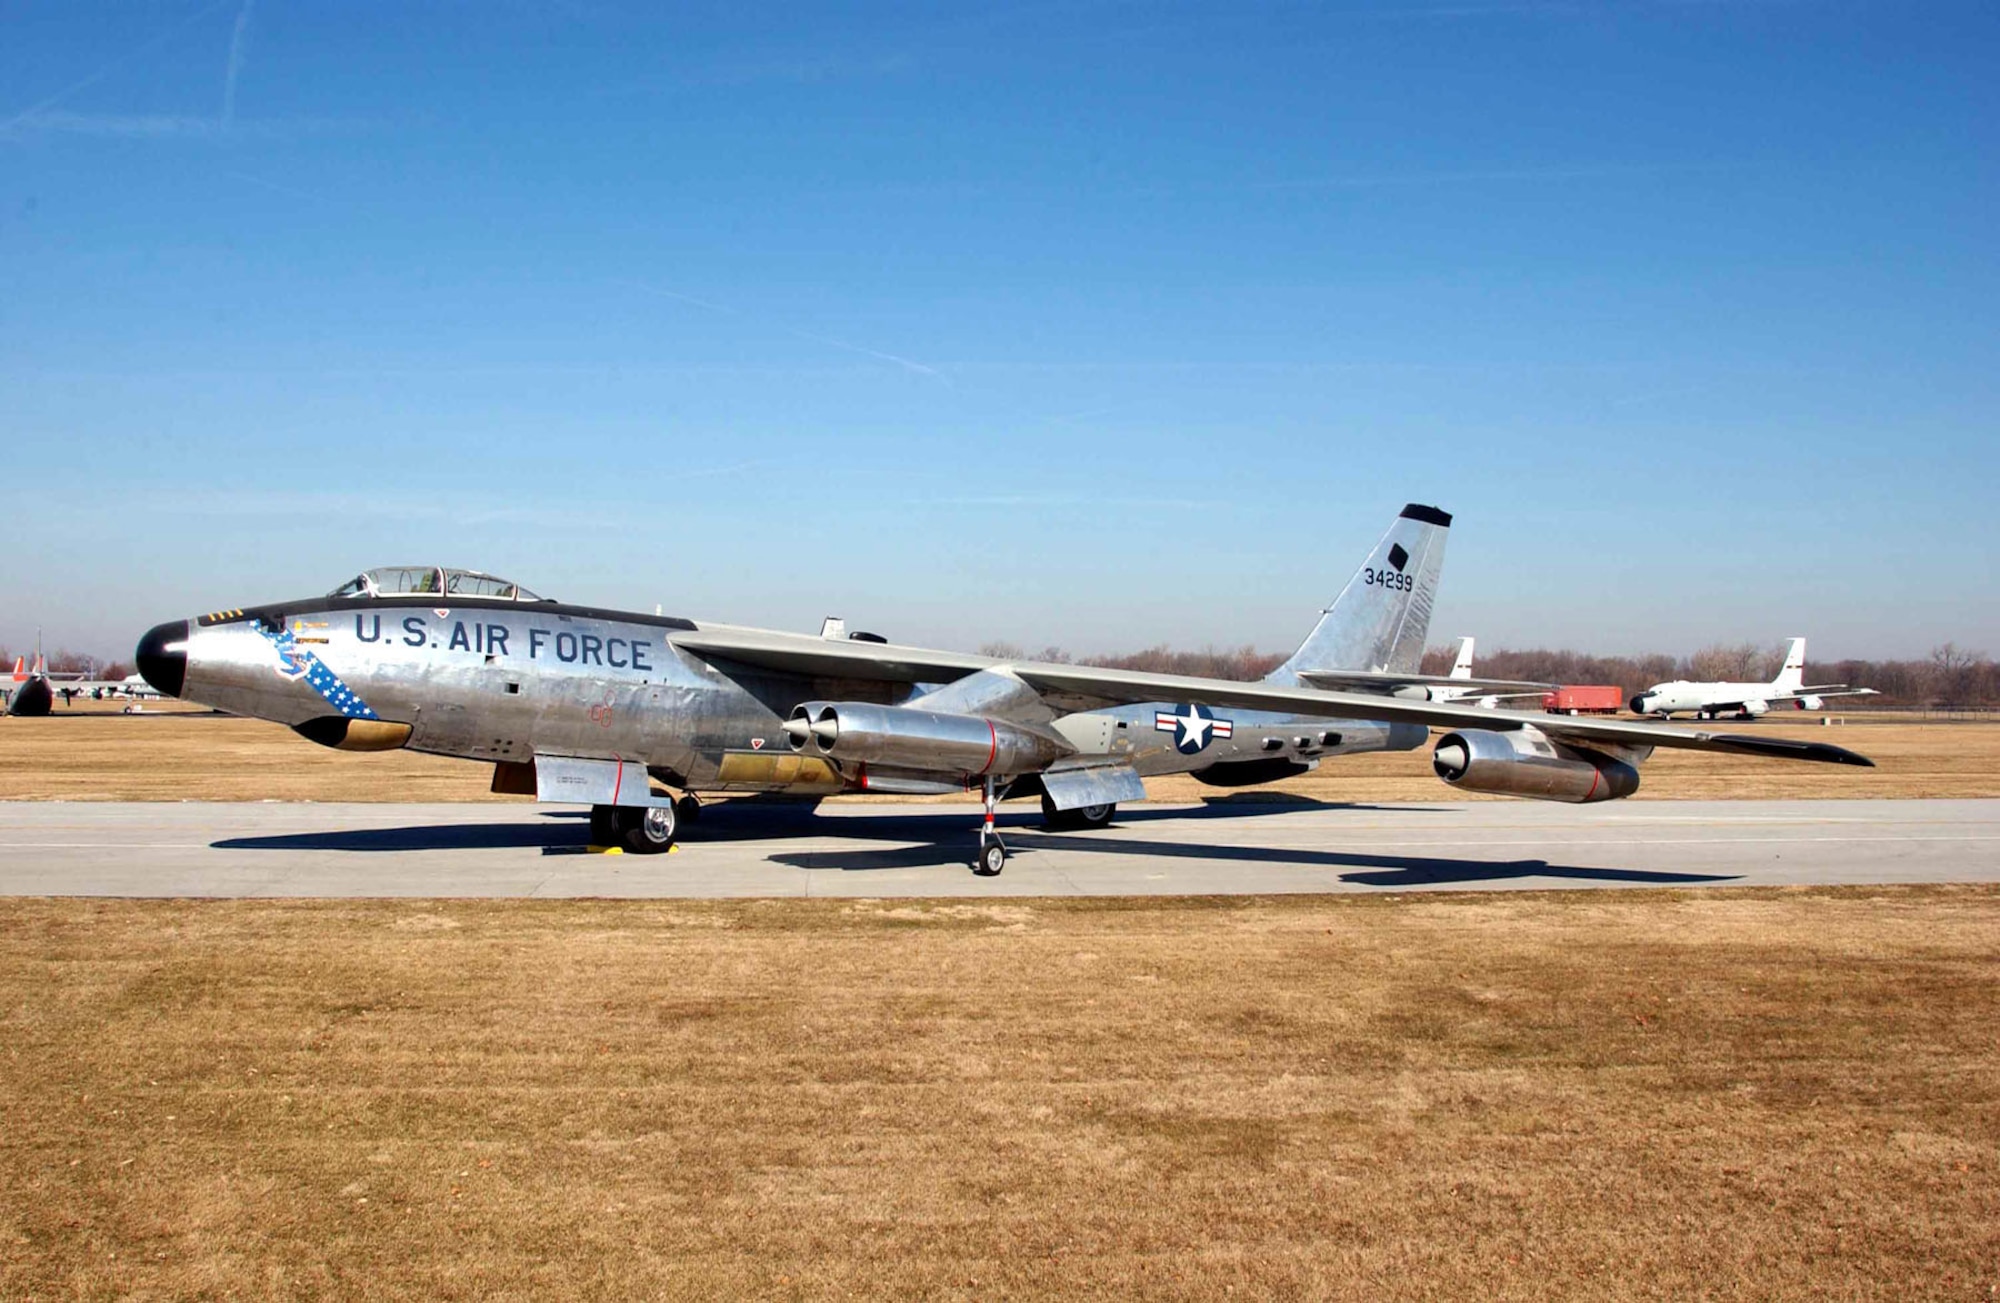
[[256, 624, 380, 720]]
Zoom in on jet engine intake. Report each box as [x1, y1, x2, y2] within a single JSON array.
[[784, 702, 1072, 777], [1432, 729, 1639, 804]]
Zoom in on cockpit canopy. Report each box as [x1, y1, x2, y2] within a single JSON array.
[[329, 567, 551, 603]]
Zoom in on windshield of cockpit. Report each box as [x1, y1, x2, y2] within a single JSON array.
[[329, 568, 547, 602]]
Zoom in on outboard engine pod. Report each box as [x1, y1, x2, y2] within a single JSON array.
[[1433, 729, 1639, 804]]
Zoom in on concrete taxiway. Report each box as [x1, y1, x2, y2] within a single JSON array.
[[0, 798, 1994, 898]]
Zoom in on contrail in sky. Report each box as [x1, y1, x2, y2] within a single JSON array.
[[222, 0, 255, 126], [0, 0, 234, 133]]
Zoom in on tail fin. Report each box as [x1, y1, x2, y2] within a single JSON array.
[[1773, 638, 1805, 692], [1449, 636, 1475, 680], [1266, 503, 1451, 684], [9, 657, 23, 683]]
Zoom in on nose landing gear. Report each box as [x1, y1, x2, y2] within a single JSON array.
[[972, 774, 1007, 876]]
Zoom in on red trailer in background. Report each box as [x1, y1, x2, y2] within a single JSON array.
[[1542, 685, 1624, 715]]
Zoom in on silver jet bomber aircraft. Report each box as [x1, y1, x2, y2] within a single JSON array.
[[133, 506, 1872, 875]]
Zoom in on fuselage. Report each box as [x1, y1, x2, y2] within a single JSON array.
[[139, 590, 1424, 796]]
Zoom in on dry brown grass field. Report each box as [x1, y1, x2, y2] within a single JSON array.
[[2, 708, 1996, 802], [1, 889, 1994, 1299]]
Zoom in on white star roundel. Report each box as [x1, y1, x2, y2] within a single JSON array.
[[1154, 703, 1235, 755]]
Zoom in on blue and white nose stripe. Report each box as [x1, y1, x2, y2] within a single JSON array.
[[1155, 703, 1233, 755], [256, 625, 380, 720]]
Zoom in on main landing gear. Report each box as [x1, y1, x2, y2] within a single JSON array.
[[1040, 795, 1116, 831], [590, 801, 678, 854], [973, 774, 1007, 876]]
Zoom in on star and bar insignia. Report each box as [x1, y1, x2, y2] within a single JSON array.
[[1155, 703, 1234, 755]]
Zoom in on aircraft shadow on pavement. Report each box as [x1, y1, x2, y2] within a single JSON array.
[[214, 823, 575, 853], [211, 804, 1740, 888], [757, 813, 1742, 886]]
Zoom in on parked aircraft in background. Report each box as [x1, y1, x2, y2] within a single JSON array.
[[5, 653, 54, 717], [4, 638, 160, 715], [135, 506, 1871, 875], [1629, 638, 1880, 720]]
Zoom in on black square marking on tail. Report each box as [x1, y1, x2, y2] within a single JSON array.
[[1387, 543, 1410, 573]]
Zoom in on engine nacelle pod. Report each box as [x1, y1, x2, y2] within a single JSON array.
[[1797, 695, 1824, 711], [1432, 729, 1640, 804], [1740, 699, 1770, 717], [785, 701, 1072, 777]]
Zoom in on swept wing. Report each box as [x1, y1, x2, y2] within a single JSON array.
[[669, 628, 1873, 767]]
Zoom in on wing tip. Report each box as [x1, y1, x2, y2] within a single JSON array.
[[1710, 733, 1876, 767]]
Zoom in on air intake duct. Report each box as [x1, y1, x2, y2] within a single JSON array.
[[1432, 729, 1639, 804]]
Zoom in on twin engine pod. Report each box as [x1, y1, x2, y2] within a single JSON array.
[[1432, 728, 1641, 804], [784, 701, 1072, 778]]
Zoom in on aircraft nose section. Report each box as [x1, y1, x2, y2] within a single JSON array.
[[136, 620, 190, 698]]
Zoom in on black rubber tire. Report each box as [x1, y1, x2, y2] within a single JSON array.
[[674, 794, 702, 825], [1074, 802, 1115, 829], [1041, 796, 1115, 830], [611, 804, 677, 854], [973, 841, 1006, 876], [589, 805, 618, 848]]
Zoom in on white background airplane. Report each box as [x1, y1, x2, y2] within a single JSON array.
[[1629, 638, 1879, 719]]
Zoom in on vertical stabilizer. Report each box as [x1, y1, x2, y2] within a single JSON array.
[[1449, 636, 1475, 680], [1774, 638, 1806, 692], [1266, 503, 1451, 684]]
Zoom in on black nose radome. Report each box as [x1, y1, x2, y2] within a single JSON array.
[[136, 620, 189, 698]]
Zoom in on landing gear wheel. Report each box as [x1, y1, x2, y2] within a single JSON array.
[[1074, 802, 1115, 829], [1040, 795, 1116, 830], [589, 804, 618, 848], [610, 803, 677, 854], [674, 793, 702, 826]]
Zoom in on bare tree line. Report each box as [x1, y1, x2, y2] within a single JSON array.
[[10, 634, 1987, 707], [0, 646, 131, 680]]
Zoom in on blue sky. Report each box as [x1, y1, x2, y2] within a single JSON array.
[[3, 1, 1995, 661]]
